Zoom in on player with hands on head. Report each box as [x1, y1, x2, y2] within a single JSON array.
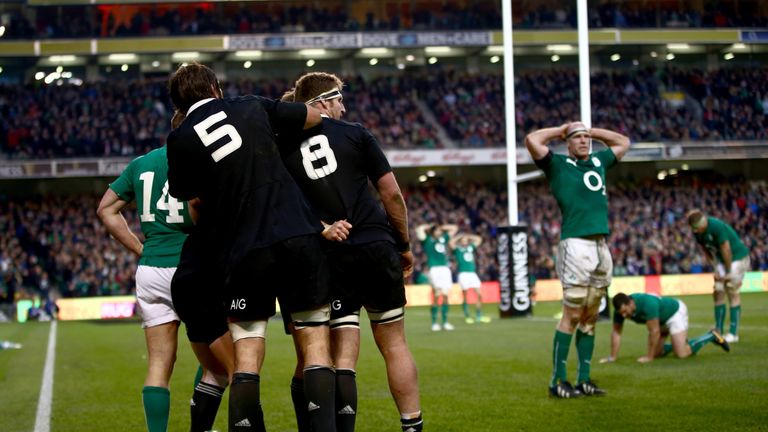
[[525, 121, 629, 399], [416, 223, 459, 332], [449, 232, 490, 324]]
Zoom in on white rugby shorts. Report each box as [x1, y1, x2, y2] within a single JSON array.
[[135, 265, 179, 329], [664, 300, 689, 335], [458, 272, 481, 291], [429, 266, 453, 295], [714, 256, 751, 293]]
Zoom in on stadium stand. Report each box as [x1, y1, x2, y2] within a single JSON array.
[[1, 0, 767, 39], [2, 177, 765, 299], [2, 66, 767, 158]]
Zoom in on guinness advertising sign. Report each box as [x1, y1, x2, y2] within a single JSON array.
[[497, 225, 532, 317]]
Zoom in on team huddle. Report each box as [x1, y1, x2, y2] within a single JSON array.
[[97, 61, 752, 432], [99, 64, 421, 432]]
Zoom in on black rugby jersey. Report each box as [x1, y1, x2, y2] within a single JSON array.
[[167, 95, 322, 271], [278, 117, 394, 245]]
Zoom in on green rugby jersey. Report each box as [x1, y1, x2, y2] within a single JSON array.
[[537, 148, 617, 240], [422, 233, 450, 267], [453, 244, 477, 273], [613, 293, 680, 326], [110, 146, 193, 267], [694, 217, 749, 263]]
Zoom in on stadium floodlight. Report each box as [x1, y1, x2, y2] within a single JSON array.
[[299, 49, 326, 57], [243, 61, 252, 69], [426, 170, 436, 177], [121, 64, 128, 72], [49, 55, 76, 63], [666, 53, 675, 60], [666, 43, 690, 51], [428, 57, 438, 65], [235, 50, 263, 58], [682, 163, 690, 170], [0, 66, 3, 74], [35, 71, 45, 80], [369, 58, 378, 66], [610, 53, 621, 62], [418, 175, 428, 183], [172, 52, 200, 60], [650, 51, 658, 58], [397, 63, 405, 70], [56, 66, 63, 73], [550, 55, 560, 62], [424, 46, 451, 54], [405, 54, 415, 62], [108, 53, 136, 62], [360, 47, 389, 56], [0, 26, 5, 37], [490, 55, 500, 64], [306, 59, 316, 67], [723, 52, 735, 60], [151, 61, 160, 68], [61, 71, 72, 78], [546, 44, 573, 52]]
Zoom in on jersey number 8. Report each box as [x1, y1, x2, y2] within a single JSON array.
[[301, 135, 338, 180]]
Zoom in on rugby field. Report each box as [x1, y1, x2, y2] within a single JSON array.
[[1, 293, 767, 431]]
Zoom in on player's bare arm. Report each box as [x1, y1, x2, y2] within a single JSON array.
[[441, 224, 459, 238], [720, 240, 733, 270], [415, 224, 431, 242], [639, 319, 661, 363], [97, 188, 143, 257], [376, 172, 414, 277], [589, 127, 631, 161], [524, 124, 568, 160], [601, 322, 623, 363], [467, 234, 483, 247]]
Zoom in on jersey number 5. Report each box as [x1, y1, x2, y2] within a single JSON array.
[[301, 135, 338, 180], [193, 111, 243, 162]]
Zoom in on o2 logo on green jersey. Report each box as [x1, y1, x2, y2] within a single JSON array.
[[583, 171, 606, 196], [301, 135, 338, 180], [463, 252, 474, 262], [435, 243, 446, 254]]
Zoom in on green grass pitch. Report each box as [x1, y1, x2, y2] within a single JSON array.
[[1, 293, 767, 431]]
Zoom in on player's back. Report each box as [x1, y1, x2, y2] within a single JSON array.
[[279, 117, 394, 245], [110, 146, 192, 267], [167, 95, 321, 270]]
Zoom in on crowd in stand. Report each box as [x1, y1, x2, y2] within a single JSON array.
[[2, 176, 766, 302], [2, 66, 767, 158], [3, 0, 766, 39], [414, 67, 768, 146]]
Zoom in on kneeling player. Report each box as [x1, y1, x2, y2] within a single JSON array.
[[601, 292, 730, 364]]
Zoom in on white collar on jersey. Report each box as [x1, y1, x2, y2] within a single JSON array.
[[187, 98, 215, 115]]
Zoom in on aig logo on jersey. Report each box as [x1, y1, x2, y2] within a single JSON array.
[[230, 298, 247, 310]]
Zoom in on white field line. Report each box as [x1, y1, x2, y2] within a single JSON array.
[[34, 320, 57, 432]]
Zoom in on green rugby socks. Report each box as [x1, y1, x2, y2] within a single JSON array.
[[575, 330, 595, 383], [142, 386, 170, 432], [689, 332, 715, 354], [551, 330, 573, 386], [714, 304, 726, 334], [729, 305, 741, 336]]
